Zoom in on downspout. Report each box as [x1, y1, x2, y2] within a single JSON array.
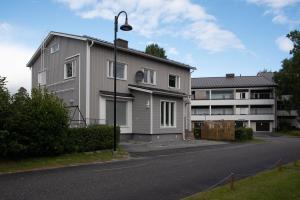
[[86, 40, 94, 125]]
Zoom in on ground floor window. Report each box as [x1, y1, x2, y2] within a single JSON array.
[[160, 101, 176, 127], [106, 100, 127, 126]]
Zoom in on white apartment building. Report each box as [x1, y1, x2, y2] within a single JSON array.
[[191, 73, 276, 132]]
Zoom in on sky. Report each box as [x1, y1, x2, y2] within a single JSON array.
[[0, 0, 299, 93]]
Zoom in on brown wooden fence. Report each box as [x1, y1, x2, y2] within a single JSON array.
[[201, 121, 235, 141]]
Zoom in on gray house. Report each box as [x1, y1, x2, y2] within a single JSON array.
[[27, 31, 195, 142]]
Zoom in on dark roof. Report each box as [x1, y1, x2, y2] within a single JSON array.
[[99, 90, 134, 98], [128, 84, 188, 97], [192, 75, 276, 89], [27, 31, 196, 70]]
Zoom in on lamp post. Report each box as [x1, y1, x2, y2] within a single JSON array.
[[113, 11, 132, 152]]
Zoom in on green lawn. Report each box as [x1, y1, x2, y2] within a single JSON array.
[[184, 161, 300, 200], [0, 149, 128, 173], [280, 130, 300, 137]]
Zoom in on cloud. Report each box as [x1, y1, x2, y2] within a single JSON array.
[[0, 22, 34, 93], [56, 0, 245, 53], [246, 0, 300, 25], [167, 47, 179, 55], [276, 36, 293, 52]]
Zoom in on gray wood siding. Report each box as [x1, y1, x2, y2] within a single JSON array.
[[89, 44, 190, 121], [152, 95, 183, 134], [30, 36, 87, 120], [131, 91, 151, 134]]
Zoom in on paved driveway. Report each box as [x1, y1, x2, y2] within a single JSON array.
[[0, 135, 299, 200]]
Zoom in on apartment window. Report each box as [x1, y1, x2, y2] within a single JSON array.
[[107, 61, 127, 80], [143, 68, 156, 84], [106, 100, 127, 126], [169, 74, 180, 89], [38, 71, 46, 86], [50, 43, 59, 54], [240, 92, 246, 99], [64, 60, 75, 79], [160, 101, 176, 127]]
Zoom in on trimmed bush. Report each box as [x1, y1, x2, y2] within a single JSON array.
[[65, 125, 120, 153], [235, 127, 253, 141], [194, 128, 201, 139]]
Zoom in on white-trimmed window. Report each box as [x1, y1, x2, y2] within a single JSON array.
[[143, 68, 156, 85], [160, 101, 176, 127], [64, 60, 75, 79], [107, 60, 127, 80], [38, 71, 46, 86], [168, 74, 180, 89], [106, 100, 127, 126], [50, 43, 59, 54]]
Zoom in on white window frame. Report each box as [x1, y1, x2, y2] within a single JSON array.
[[168, 74, 180, 89], [64, 59, 76, 79], [160, 100, 176, 128], [38, 70, 46, 86], [106, 60, 127, 80], [50, 43, 59, 54], [142, 68, 156, 85]]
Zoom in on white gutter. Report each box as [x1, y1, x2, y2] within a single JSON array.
[[85, 40, 94, 125]]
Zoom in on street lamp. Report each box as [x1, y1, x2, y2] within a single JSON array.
[[113, 11, 132, 152]]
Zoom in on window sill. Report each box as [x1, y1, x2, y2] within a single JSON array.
[[107, 76, 127, 81], [168, 86, 180, 90], [64, 76, 76, 80], [160, 126, 177, 129]]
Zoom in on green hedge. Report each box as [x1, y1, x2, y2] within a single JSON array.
[[65, 125, 120, 153], [194, 128, 201, 139], [235, 127, 253, 141]]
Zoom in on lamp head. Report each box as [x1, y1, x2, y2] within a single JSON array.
[[120, 18, 133, 31]]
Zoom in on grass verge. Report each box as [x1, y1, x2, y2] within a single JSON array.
[[184, 161, 300, 200], [0, 149, 128, 174], [280, 130, 300, 137], [235, 138, 265, 144]]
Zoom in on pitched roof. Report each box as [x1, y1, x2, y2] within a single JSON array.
[[27, 31, 196, 70], [192, 75, 276, 89]]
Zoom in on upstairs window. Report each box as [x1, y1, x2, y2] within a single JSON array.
[[50, 43, 59, 54], [169, 74, 180, 89], [143, 68, 156, 85], [64, 60, 75, 79], [107, 61, 127, 80], [38, 71, 46, 86]]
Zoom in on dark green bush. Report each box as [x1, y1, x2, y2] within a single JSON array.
[[194, 128, 201, 139], [65, 125, 120, 153], [235, 127, 253, 141], [0, 88, 69, 158]]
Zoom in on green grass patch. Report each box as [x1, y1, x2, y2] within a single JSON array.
[[0, 149, 128, 173], [184, 161, 300, 200], [280, 130, 300, 137]]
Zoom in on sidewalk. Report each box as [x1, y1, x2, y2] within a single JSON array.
[[121, 139, 228, 153]]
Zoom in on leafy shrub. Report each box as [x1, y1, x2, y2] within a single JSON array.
[[0, 88, 69, 158], [194, 128, 201, 139], [235, 127, 253, 141], [65, 125, 120, 153]]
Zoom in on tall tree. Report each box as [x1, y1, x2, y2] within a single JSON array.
[[145, 43, 167, 58], [274, 30, 300, 114]]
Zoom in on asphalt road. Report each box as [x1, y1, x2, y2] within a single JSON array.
[[1, 135, 300, 200]]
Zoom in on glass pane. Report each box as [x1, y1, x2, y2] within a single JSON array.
[[166, 102, 169, 126], [116, 63, 125, 79], [144, 69, 148, 83], [171, 102, 174, 126], [66, 63, 73, 78], [106, 100, 127, 126], [169, 75, 176, 87], [161, 101, 164, 126], [150, 70, 154, 84]]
